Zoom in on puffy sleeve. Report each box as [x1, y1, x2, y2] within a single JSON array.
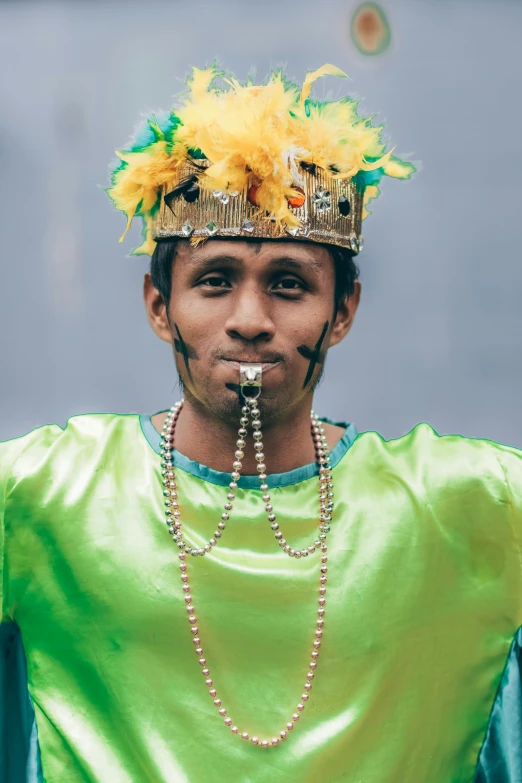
[[0, 433, 39, 781], [507, 446, 522, 521], [0, 426, 63, 781], [0, 423, 65, 621], [496, 443, 522, 542], [0, 436, 30, 621]]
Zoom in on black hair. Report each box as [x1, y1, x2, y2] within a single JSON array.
[[330, 244, 360, 315], [150, 238, 359, 316]]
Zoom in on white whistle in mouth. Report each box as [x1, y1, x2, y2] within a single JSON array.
[[239, 363, 262, 399]]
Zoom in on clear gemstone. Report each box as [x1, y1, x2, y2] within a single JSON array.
[[181, 220, 194, 237], [350, 235, 359, 253], [312, 188, 332, 213], [212, 190, 230, 205], [286, 226, 299, 236], [241, 218, 255, 233], [205, 221, 219, 236], [358, 235, 364, 252], [212, 189, 237, 204]]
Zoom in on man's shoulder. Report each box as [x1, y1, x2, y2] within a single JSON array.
[[356, 421, 521, 459], [0, 412, 143, 486], [350, 422, 522, 498]]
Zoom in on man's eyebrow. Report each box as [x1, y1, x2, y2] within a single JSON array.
[[187, 254, 241, 269], [189, 253, 324, 273], [268, 256, 323, 273]]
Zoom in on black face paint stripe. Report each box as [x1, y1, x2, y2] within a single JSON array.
[[173, 324, 199, 382], [297, 321, 329, 389], [225, 382, 245, 408], [225, 382, 241, 394]]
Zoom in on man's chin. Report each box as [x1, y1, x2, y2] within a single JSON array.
[[197, 380, 293, 423]]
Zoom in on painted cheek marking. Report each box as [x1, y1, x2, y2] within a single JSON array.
[[173, 324, 199, 382], [297, 321, 329, 389], [225, 382, 250, 408], [225, 382, 242, 394]]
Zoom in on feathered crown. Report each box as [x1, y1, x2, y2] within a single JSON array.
[[107, 63, 415, 256]]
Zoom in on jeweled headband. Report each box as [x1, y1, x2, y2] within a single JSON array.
[[107, 64, 415, 256]]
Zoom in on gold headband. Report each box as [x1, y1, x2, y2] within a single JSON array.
[[153, 164, 364, 253]]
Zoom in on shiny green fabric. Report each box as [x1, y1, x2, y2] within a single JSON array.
[[1, 414, 522, 782]]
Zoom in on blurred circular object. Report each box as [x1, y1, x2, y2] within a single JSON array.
[[350, 3, 391, 56]]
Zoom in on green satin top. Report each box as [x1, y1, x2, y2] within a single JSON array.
[[1, 413, 522, 782]]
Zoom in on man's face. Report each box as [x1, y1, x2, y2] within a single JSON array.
[[145, 239, 359, 423]]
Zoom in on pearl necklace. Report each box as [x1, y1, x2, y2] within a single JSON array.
[[160, 397, 334, 748]]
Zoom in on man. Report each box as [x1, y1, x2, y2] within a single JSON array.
[[1, 63, 521, 782]]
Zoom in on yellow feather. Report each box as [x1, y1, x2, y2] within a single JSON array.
[[190, 235, 209, 248], [362, 185, 380, 219], [361, 148, 393, 172], [187, 65, 220, 101], [383, 158, 416, 179], [299, 64, 348, 105]]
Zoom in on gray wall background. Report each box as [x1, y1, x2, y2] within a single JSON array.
[[1, 0, 521, 446]]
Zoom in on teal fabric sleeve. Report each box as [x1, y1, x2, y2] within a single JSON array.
[[0, 623, 42, 782], [475, 626, 522, 782]]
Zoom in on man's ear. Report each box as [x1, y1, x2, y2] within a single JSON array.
[[143, 273, 173, 344], [329, 281, 361, 348]]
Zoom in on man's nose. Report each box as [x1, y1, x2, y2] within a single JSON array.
[[224, 289, 276, 343]]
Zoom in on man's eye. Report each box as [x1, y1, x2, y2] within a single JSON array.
[[273, 279, 304, 291], [200, 277, 230, 288]]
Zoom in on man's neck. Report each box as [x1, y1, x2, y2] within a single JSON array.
[[151, 401, 345, 476]]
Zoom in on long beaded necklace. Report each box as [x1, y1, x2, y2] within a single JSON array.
[[160, 365, 334, 748]]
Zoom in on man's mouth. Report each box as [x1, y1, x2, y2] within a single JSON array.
[[219, 358, 281, 374]]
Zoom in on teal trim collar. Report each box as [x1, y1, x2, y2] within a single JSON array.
[[140, 412, 358, 489]]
